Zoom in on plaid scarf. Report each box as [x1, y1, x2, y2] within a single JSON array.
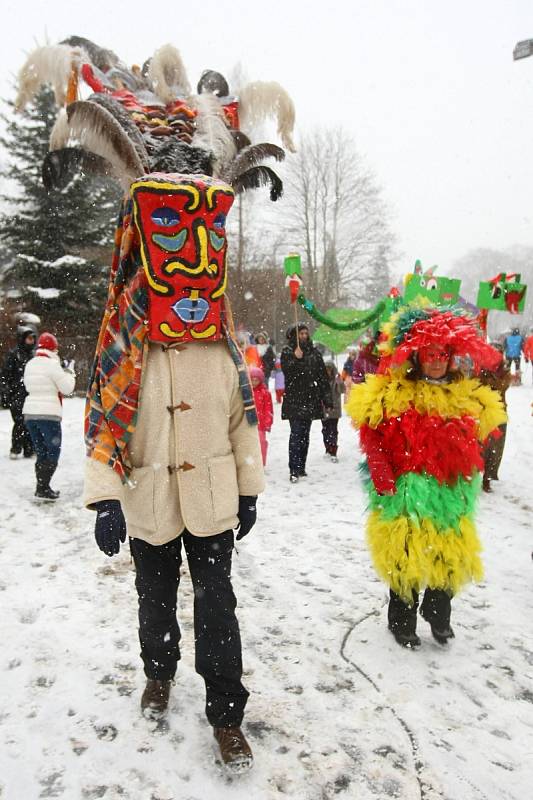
[[85, 202, 257, 484]]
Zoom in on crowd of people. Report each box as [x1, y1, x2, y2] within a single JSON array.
[[3, 320, 530, 494], [1, 311, 530, 770]]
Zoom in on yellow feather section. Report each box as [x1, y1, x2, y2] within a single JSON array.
[[348, 372, 506, 436], [346, 373, 391, 428], [470, 383, 508, 440], [366, 511, 484, 602]]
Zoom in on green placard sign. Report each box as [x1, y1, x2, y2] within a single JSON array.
[[284, 253, 302, 277], [403, 261, 461, 305], [476, 273, 527, 313]]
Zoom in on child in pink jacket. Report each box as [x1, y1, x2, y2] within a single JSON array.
[[250, 366, 273, 466]]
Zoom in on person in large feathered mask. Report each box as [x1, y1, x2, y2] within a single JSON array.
[[14, 36, 296, 773]]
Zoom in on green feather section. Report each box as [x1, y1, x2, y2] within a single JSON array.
[[362, 468, 481, 532], [298, 294, 386, 332]]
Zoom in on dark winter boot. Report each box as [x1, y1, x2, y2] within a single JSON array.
[[389, 628, 421, 648], [141, 679, 172, 718], [388, 590, 421, 648], [482, 476, 492, 493], [427, 624, 455, 645], [420, 588, 454, 645], [35, 461, 59, 501], [213, 726, 253, 773]]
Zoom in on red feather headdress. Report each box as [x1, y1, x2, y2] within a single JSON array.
[[382, 305, 501, 371]]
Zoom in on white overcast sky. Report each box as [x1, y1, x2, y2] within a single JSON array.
[[2, 0, 533, 272]]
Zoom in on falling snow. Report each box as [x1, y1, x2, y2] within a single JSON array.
[[0, 389, 532, 799]]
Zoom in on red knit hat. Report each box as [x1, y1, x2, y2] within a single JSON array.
[[38, 332, 59, 351]]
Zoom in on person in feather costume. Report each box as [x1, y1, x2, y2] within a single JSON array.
[[347, 303, 506, 648]]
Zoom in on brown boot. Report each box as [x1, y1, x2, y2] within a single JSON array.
[[141, 679, 171, 718], [213, 726, 253, 772], [482, 476, 492, 493]]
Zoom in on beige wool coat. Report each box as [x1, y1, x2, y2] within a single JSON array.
[[84, 340, 265, 544]]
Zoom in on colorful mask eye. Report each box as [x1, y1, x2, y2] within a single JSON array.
[[151, 207, 180, 227], [426, 278, 438, 291]]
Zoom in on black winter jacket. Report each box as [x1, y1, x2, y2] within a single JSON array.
[[0, 335, 35, 410], [281, 337, 332, 420], [259, 345, 276, 382]]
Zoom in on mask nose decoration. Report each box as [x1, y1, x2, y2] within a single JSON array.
[[131, 174, 235, 343]]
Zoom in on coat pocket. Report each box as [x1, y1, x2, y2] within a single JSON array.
[[208, 454, 239, 523], [123, 466, 157, 533]]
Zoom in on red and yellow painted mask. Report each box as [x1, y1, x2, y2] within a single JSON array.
[[131, 173, 235, 343]]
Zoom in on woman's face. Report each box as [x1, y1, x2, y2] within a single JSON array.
[[418, 344, 450, 380]]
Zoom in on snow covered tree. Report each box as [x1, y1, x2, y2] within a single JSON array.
[[0, 87, 120, 334]]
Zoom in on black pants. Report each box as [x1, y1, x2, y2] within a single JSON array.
[[388, 588, 452, 634], [483, 423, 507, 480], [10, 405, 33, 455], [288, 418, 312, 475], [322, 418, 339, 455], [129, 530, 248, 728], [505, 357, 521, 372]]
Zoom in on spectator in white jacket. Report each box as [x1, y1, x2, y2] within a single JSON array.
[[23, 332, 76, 501]]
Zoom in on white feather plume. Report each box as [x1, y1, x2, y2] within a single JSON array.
[[66, 101, 145, 189], [15, 44, 84, 111], [148, 44, 191, 104], [49, 108, 71, 151], [189, 93, 237, 177], [238, 81, 296, 153]]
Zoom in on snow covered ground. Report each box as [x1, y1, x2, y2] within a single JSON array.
[[1, 383, 532, 800]]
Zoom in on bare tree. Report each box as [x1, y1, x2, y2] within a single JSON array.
[[276, 128, 395, 307]]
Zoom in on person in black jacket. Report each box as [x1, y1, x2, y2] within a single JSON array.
[[281, 323, 332, 482], [0, 325, 37, 458]]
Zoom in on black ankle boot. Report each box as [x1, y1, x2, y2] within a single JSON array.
[[428, 624, 455, 645], [35, 461, 59, 501], [388, 626, 421, 648]]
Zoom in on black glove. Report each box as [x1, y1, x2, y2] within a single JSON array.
[[236, 495, 257, 541], [93, 500, 127, 556]]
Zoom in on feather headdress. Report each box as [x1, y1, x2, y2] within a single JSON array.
[[148, 43, 191, 102], [188, 93, 237, 175], [15, 38, 293, 202], [66, 101, 146, 187], [15, 44, 84, 110], [381, 303, 501, 371], [238, 81, 296, 152], [42, 147, 113, 190], [222, 143, 285, 183]]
